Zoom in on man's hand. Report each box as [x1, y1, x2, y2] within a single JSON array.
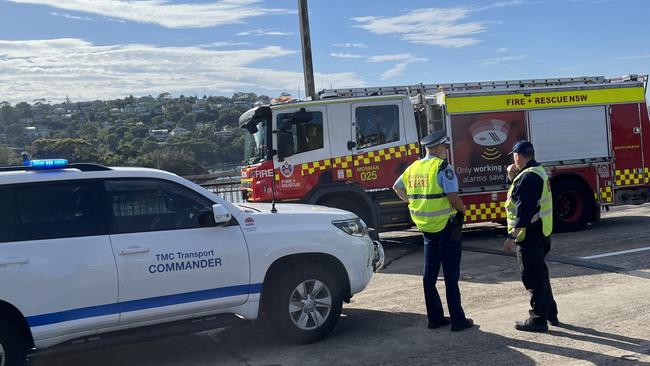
[[393, 184, 409, 202], [507, 164, 519, 181], [503, 238, 517, 252]]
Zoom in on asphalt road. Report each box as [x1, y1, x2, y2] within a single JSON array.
[[34, 205, 650, 366]]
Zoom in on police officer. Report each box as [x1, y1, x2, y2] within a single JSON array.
[[503, 141, 559, 332], [393, 130, 475, 331]]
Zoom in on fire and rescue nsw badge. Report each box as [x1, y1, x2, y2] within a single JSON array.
[[280, 161, 294, 178], [280, 161, 302, 190]]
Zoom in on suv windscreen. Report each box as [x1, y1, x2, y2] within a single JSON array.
[[0, 181, 105, 243], [105, 179, 215, 234]]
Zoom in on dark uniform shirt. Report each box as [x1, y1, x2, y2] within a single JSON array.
[[509, 160, 543, 229]]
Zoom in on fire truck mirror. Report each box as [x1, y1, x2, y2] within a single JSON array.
[[245, 123, 259, 134], [278, 117, 293, 131], [277, 131, 295, 160], [294, 108, 312, 123]]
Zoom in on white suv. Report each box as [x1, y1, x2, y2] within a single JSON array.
[[0, 160, 383, 366]]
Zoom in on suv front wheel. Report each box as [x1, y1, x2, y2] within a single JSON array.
[[0, 319, 27, 366], [268, 265, 343, 344]]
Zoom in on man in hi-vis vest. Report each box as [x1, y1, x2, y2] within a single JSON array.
[[393, 130, 475, 332], [504, 140, 559, 332]]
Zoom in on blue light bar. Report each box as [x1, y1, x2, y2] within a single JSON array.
[[30, 159, 69, 170]]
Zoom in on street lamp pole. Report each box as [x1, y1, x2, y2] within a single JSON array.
[[298, 0, 318, 100]]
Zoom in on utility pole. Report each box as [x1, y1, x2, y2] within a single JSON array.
[[298, 0, 318, 100]]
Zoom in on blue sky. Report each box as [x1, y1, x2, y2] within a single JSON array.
[[0, 0, 649, 103]]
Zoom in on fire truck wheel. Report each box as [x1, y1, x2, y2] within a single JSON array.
[[552, 179, 592, 232], [320, 197, 373, 229]]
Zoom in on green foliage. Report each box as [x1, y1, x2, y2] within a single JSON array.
[[32, 138, 99, 162], [0, 91, 283, 175], [0, 145, 20, 165]]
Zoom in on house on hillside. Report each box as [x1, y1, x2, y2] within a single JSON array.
[[170, 127, 189, 137]]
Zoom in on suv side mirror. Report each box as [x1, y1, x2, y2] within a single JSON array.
[[212, 204, 231, 225]]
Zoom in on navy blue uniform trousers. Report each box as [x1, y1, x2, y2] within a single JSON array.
[[422, 223, 467, 326], [516, 225, 558, 324]]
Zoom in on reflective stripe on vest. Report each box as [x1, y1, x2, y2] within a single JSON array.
[[505, 165, 553, 241], [402, 157, 454, 233], [407, 193, 447, 200]]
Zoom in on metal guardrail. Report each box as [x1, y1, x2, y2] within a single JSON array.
[[195, 176, 244, 203]]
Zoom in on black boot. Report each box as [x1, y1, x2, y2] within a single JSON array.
[[428, 316, 451, 329], [515, 318, 548, 332]]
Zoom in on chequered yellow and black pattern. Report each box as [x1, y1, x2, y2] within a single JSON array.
[[615, 168, 644, 186], [646, 167, 650, 184], [353, 143, 420, 167], [301, 159, 333, 175], [465, 202, 506, 222], [600, 186, 614, 203], [300, 143, 420, 176]]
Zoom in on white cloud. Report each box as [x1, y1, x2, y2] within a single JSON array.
[[8, 0, 293, 28], [352, 8, 485, 48], [380, 63, 408, 80], [237, 29, 294, 37], [367, 53, 415, 63], [378, 58, 427, 80], [475, 1, 525, 11], [614, 54, 650, 61], [51, 11, 92, 21], [352, 2, 525, 48], [496, 47, 509, 53], [480, 54, 527, 65], [0, 38, 364, 103], [333, 43, 367, 49], [330, 52, 364, 59], [199, 41, 251, 48]]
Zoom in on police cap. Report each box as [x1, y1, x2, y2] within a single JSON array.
[[509, 140, 535, 155], [420, 130, 450, 147]]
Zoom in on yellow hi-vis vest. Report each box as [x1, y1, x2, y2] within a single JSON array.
[[505, 165, 553, 242], [402, 157, 454, 233]]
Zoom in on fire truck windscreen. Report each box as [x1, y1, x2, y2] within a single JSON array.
[[244, 118, 269, 164]]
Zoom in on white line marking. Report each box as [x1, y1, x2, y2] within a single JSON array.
[[581, 246, 650, 260]]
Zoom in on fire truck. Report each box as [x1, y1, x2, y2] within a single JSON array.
[[238, 74, 649, 234]]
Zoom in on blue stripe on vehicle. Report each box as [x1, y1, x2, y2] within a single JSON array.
[[26, 283, 263, 327]]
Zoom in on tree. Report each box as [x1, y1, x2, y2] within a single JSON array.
[[31, 138, 99, 162], [1, 103, 15, 124], [178, 114, 196, 130], [6, 124, 27, 146], [0, 145, 20, 165], [15, 102, 33, 118]]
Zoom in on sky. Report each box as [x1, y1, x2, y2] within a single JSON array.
[[0, 0, 649, 103]]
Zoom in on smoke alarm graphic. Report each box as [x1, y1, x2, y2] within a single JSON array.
[[469, 119, 510, 161], [469, 119, 509, 146]]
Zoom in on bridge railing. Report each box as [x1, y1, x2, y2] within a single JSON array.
[[186, 173, 244, 203]]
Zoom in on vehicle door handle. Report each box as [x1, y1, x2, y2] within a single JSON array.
[[118, 246, 150, 255], [0, 256, 29, 266]]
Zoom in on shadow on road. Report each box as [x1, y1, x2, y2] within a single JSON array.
[[379, 214, 650, 282], [33, 309, 650, 366]]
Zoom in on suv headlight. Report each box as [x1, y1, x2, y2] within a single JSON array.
[[332, 218, 368, 237]]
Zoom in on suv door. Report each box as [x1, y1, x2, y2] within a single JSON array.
[[0, 180, 117, 341], [103, 178, 250, 325]]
